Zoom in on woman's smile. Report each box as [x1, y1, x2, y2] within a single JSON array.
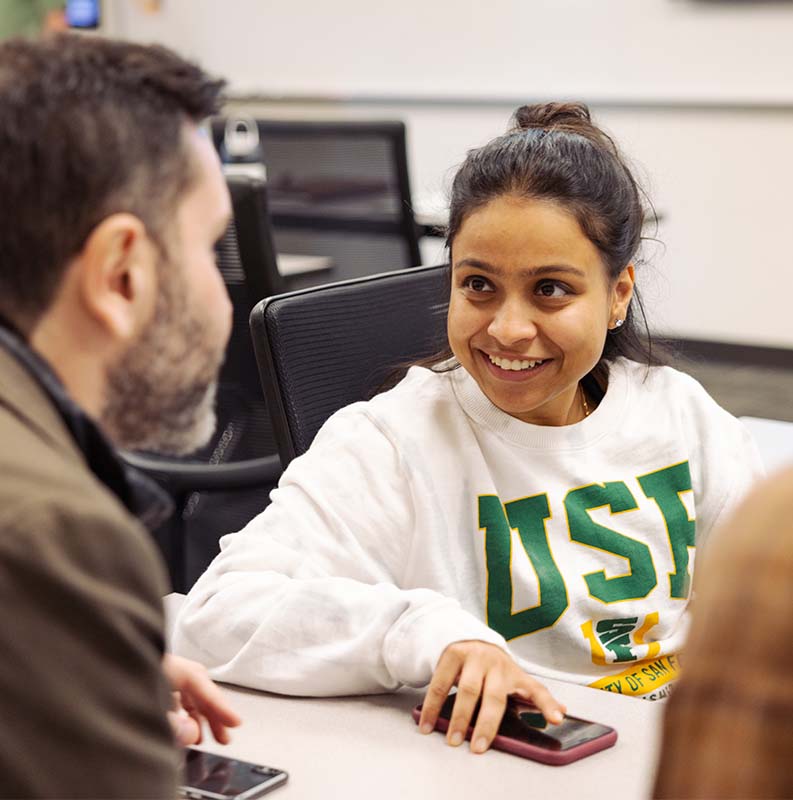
[[480, 350, 553, 382]]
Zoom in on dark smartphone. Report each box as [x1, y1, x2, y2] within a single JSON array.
[[65, 0, 101, 29], [180, 748, 288, 800], [412, 693, 617, 765]]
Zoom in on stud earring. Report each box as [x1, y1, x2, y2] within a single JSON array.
[[609, 318, 624, 332]]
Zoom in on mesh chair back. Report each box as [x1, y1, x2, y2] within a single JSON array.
[[224, 173, 284, 298], [212, 119, 421, 280], [250, 265, 449, 467], [180, 175, 281, 584], [194, 174, 280, 464]]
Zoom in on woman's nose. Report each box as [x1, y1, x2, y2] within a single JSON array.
[[487, 300, 538, 347]]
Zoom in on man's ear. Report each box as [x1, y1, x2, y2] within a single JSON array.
[[610, 264, 635, 324], [76, 213, 159, 343]]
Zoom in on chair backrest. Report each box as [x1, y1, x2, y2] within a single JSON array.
[[206, 173, 281, 463], [212, 118, 422, 281], [179, 174, 282, 586], [250, 264, 449, 467], [223, 172, 283, 301]]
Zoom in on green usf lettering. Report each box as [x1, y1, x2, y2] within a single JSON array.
[[478, 494, 568, 641], [638, 462, 695, 599], [478, 462, 695, 638], [565, 483, 657, 603]]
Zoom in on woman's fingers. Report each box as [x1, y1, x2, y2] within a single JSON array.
[[513, 680, 566, 725], [468, 675, 567, 754], [469, 674, 508, 753], [445, 665, 485, 746], [418, 641, 569, 756], [418, 645, 463, 735]]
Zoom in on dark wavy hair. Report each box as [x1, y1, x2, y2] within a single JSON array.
[[415, 102, 665, 389], [0, 34, 226, 333]]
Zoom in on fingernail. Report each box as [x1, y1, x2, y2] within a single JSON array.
[[473, 737, 488, 754], [550, 711, 564, 724], [449, 731, 463, 746], [419, 723, 433, 735]]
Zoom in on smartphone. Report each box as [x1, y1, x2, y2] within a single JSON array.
[[180, 748, 288, 800], [65, 0, 101, 29], [412, 693, 617, 766]]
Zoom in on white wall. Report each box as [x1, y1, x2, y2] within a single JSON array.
[[105, 0, 793, 350], [106, 0, 793, 103]]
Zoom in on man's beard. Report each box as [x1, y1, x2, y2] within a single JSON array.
[[101, 265, 224, 457]]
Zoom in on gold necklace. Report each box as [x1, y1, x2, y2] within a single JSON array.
[[580, 383, 591, 418]]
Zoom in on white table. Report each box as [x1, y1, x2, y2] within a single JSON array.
[[741, 415, 793, 473], [165, 596, 663, 799]]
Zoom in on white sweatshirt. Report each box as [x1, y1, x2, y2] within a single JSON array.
[[174, 358, 764, 701]]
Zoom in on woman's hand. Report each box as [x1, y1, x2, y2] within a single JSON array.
[[162, 654, 242, 746], [417, 640, 566, 754]]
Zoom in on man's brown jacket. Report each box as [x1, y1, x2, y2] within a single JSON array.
[[0, 336, 179, 799]]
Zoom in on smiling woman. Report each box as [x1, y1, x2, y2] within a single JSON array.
[[436, 102, 657, 426], [448, 196, 634, 426], [174, 103, 765, 760]]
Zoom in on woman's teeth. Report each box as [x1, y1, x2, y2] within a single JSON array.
[[488, 354, 544, 371]]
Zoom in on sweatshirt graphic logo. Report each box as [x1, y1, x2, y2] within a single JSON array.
[[580, 612, 661, 664], [587, 617, 640, 662], [581, 614, 680, 699]]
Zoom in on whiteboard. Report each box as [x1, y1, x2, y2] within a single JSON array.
[[109, 0, 793, 105]]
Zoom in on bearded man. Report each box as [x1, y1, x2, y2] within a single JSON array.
[[0, 34, 241, 798]]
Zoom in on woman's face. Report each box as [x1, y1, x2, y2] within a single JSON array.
[[447, 195, 634, 426]]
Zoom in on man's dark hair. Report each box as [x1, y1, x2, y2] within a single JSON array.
[[0, 34, 226, 333]]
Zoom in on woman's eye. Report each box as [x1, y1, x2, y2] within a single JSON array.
[[463, 275, 494, 293], [536, 281, 568, 298]]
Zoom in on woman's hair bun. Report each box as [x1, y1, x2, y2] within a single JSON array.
[[512, 102, 593, 133]]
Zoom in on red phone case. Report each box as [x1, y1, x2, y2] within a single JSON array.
[[411, 704, 617, 766]]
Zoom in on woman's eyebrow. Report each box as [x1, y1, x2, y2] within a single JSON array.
[[453, 258, 586, 279]]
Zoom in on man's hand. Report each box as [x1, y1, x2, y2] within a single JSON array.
[[162, 654, 242, 746], [417, 640, 566, 754]]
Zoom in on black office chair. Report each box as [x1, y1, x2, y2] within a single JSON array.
[[249, 264, 449, 468], [212, 118, 422, 283], [126, 174, 283, 591]]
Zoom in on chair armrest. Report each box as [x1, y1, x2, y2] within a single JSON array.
[[120, 452, 283, 493]]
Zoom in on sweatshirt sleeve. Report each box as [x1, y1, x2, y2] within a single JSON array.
[[172, 405, 508, 695]]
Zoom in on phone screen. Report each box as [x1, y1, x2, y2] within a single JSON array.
[[65, 0, 101, 29], [181, 749, 286, 799], [439, 695, 614, 752]]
